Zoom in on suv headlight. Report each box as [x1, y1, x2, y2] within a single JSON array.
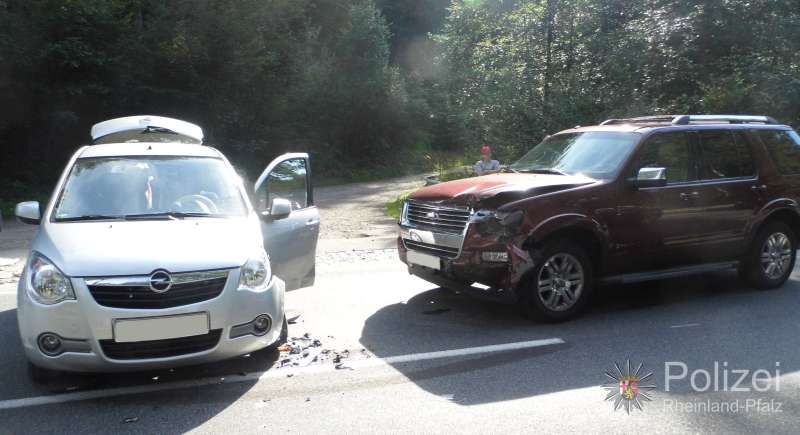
[[27, 252, 75, 305], [238, 250, 271, 290]]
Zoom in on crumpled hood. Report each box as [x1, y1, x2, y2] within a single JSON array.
[[35, 218, 263, 277], [409, 173, 596, 207]]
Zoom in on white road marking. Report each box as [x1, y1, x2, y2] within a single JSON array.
[[670, 323, 701, 329], [0, 338, 564, 411]]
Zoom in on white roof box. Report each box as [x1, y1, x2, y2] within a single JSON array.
[[91, 115, 204, 144]]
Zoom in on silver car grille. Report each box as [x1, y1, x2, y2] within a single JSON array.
[[405, 201, 471, 235], [85, 269, 230, 309]]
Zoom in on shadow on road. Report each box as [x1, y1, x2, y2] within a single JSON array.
[[0, 306, 283, 433], [360, 270, 800, 409]]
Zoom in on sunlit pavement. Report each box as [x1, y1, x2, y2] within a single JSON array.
[[1, 247, 799, 434]]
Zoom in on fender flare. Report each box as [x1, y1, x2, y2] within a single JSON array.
[[746, 199, 800, 246], [522, 213, 609, 254]]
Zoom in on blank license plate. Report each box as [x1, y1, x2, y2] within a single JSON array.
[[114, 312, 209, 343], [407, 250, 441, 270]]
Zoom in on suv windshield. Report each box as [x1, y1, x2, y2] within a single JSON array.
[[53, 156, 247, 221], [510, 131, 640, 179]]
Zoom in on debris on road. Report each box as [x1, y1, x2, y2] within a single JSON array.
[[122, 417, 139, 424], [273, 333, 372, 371], [286, 310, 302, 324]]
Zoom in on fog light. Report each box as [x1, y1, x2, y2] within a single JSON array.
[[253, 315, 271, 335], [38, 333, 63, 356], [481, 251, 509, 263]]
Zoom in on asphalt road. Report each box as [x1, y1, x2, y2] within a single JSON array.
[[1, 248, 799, 434]]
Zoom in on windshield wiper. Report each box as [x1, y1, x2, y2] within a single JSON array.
[[123, 211, 224, 220], [56, 214, 123, 222], [518, 168, 569, 176], [501, 166, 519, 174]]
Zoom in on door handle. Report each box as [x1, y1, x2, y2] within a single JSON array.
[[305, 219, 319, 226], [751, 184, 767, 194], [680, 192, 699, 201]]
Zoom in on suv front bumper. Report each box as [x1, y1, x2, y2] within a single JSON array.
[[398, 234, 518, 303], [17, 268, 285, 373]]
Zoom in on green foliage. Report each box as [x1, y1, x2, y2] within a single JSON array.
[[385, 191, 411, 220], [434, 0, 800, 161], [1, 0, 799, 200], [0, 179, 51, 220]]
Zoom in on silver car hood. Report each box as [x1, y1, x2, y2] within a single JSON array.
[[34, 218, 263, 277]]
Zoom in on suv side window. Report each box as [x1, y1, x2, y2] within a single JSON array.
[[698, 130, 755, 180], [636, 132, 695, 184], [758, 130, 800, 175]]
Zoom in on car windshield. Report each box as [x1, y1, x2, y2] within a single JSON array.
[[509, 132, 640, 179], [53, 156, 248, 221]]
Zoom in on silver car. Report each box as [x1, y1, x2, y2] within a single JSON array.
[[14, 116, 320, 379]]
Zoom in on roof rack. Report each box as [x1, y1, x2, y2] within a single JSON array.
[[600, 115, 779, 126], [91, 116, 204, 144]]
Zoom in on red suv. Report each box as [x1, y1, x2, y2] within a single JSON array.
[[398, 115, 800, 321]]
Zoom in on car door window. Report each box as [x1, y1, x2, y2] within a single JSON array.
[[758, 129, 800, 175], [698, 130, 755, 180], [636, 132, 694, 184], [257, 158, 308, 212]]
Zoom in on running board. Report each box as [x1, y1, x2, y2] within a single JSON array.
[[600, 261, 739, 285]]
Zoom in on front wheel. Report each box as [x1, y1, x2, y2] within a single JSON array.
[[741, 221, 797, 289], [519, 240, 594, 322]]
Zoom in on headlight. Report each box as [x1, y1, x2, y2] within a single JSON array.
[[27, 253, 75, 305], [400, 201, 409, 224], [472, 209, 524, 237], [239, 250, 271, 290]]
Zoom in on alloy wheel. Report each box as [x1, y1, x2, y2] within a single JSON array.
[[537, 253, 585, 311], [761, 232, 792, 280]]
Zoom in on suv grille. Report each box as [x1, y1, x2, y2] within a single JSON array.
[[406, 201, 471, 234], [403, 239, 460, 259], [100, 330, 222, 360], [87, 271, 229, 309]]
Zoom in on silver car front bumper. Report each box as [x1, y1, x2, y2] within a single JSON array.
[[17, 268, 285, 373]]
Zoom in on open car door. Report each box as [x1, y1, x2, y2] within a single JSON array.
[[254, 153, 320, 290]]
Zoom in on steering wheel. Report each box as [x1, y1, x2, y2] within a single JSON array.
[[174, 194, 219, 213]]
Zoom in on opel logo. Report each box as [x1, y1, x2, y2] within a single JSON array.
[[149, 270, 172, 293]]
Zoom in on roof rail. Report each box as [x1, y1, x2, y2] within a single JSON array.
[[670, 115, 778, 125], [600, 116, 676, 126], [600, 115, 779, 126]]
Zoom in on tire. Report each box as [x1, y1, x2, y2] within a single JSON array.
[[519, 240, 594, 322], [741, 221, 797, 290], [27, 362, 62, 383]]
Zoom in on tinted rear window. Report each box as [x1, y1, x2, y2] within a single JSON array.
[[758, 130, 800, 175], [698, 130, 755, 180]]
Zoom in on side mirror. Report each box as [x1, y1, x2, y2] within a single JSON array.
[[268, 198, 292, 220], [631, 167, 667, 189], [15, 201, 41, 225]]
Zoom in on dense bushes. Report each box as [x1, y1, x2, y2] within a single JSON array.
[[1, 0, 798, 197]]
